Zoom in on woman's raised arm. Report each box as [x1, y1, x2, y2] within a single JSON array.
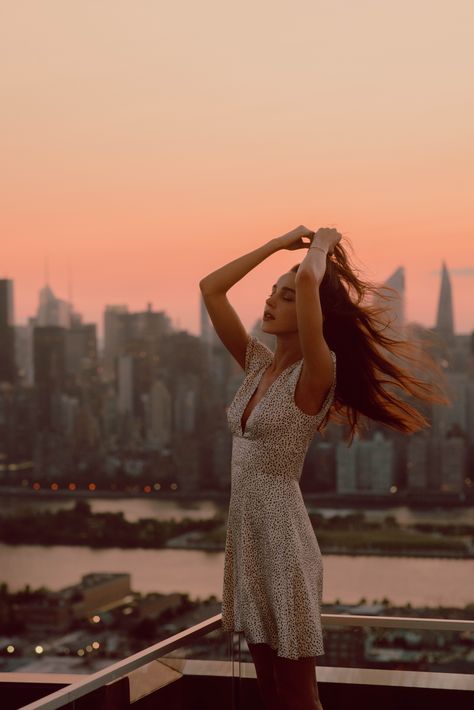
[[199, 226, 315, 368], [199, 237, 283, 369], [287, 227, 341, 415]]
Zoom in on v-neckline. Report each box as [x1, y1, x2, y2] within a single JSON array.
[[240, 359, 301, 436]]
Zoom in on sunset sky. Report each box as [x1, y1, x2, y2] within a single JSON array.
[[2, 0, 473, 340]]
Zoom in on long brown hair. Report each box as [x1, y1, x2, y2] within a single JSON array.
[[291, 239, 449, 440]]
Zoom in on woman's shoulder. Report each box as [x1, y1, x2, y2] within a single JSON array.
[[244, 334, 274, 374]]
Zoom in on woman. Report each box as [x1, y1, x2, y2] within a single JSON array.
[[199, 225, 444, 710]]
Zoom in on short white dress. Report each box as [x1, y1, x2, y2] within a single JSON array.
[[221, 335, 337, 659]]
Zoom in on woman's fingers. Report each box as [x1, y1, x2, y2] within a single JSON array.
[[312, 227, 342, 254]]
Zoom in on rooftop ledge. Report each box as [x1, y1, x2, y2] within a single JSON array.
[[2, 613, 473, 710]]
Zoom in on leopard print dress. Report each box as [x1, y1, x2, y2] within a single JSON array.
[[221, 335, 337, 660]]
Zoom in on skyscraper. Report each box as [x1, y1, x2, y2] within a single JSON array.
[[147, 380, 172, 449], [336, 439, 357, 492], [435, 262, 454, 338], [103, 305, 128, 380], [200, 293, 218, 348], [375, 266, 405, 336], [117, 355, 134, 415], [65, 323, 98, 380], [200, 293, 212, 345], [336, 434, 394, 494], [0, 279, 16, 383], [33, 326, 67, 431], [406, 433, 429, 490], [37, 284, 72, 328], [440, 436, 466, 493]]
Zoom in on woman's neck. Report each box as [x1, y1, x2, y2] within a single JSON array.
[[270, 334, 302, 374]]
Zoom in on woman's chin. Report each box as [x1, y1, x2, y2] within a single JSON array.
[[261, 319, 275, 332]]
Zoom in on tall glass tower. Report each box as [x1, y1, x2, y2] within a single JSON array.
[[0, 279, 16, 383], [435, 262, 454, 338]]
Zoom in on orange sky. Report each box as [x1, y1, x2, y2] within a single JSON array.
[[1, 0, 473, 338]]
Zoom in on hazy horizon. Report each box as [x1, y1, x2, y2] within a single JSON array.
[[2, 1, 473, 335], [4, 258, 471, 342]]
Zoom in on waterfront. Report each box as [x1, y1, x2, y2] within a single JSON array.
[[1, 493, 473, 525], [0, 494, 224, 522], [2, 496, 473, 608]]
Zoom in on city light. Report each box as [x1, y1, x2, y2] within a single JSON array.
[[153, 483, 161, 490], [32, 482, 40, 490], [6, 645, 15, 654], [92, 641, 100, 650], [35, 645, 44, 654], [77, 648, 85, 657], [170, 483, 178, 490], [85, 645, 93, 653], [50, 482, 59, 491], [88, 483, 97, 491], [91, 615, 101, 623], [68, 482, 77, 491], [143, 485, 151, 493]]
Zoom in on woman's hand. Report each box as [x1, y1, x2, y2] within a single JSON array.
[[311, 227, 342, 255], [276, 225, 315, 251], [276, 225, 342, 254]]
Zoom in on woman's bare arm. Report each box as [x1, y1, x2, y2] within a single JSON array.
[[199, 237, 282, 368], [293, 227, 341, 410]]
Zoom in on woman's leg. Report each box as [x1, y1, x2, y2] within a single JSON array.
[[272, 654, 323, 710], [247, 642, 283, 710]]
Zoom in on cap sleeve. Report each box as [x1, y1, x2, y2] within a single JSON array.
[[244, 335, 274, 375]]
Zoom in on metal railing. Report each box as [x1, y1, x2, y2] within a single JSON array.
[[14, 612, 474, 710]]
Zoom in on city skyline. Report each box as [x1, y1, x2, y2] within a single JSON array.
[[2, 258, 471, 343]]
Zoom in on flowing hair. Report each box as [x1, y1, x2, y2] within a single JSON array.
[[291, 238, 449, 441]]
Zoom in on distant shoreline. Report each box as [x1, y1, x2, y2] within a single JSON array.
[[0, 485, 472, 509], [164, 540, 474, 559]]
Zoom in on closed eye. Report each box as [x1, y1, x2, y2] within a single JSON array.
[[267, 292, 293, 301]]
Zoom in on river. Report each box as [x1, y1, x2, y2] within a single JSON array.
[[1, 544, 472, 607], [1, 496, 473, 607]]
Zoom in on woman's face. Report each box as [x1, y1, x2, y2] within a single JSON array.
[[261, 271, 299, 334]]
